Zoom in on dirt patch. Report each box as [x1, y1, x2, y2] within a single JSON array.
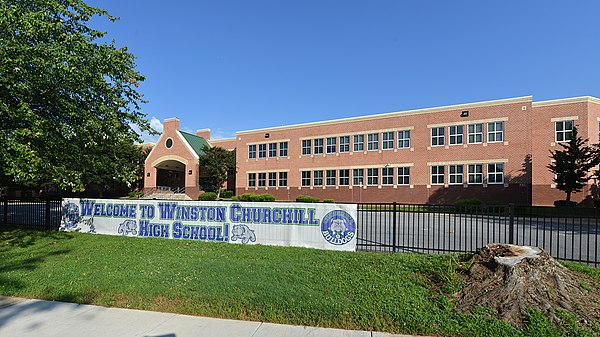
[[454, 244, 600, 327]]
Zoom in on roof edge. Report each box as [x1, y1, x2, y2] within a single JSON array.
[[532, 96, 600, 107]]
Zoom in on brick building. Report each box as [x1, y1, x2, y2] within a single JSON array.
[[144, 96, 600, 205]]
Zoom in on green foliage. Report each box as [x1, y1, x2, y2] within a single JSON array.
[[0, 0, 153, 192], [198, 145, 236, 198], [237, 193, 274, 202], [198, 192, 217, 201], [257, 193, 275, 202], [456, 198, 482, 206], [323, 198, 335, 203], [296, 195, 320, 203], [220, 190, 234, 198], [547, 126, 600, 202]]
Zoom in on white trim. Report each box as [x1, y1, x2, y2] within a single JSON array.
[[246, 139, 290, 146], [428, 117, 509, 129], [246, 169, 291, 174], [427, 159, 508, 166], [298, 126, 414, 141], [550, 116, 579, 122], [176, 130, 200, 159], [533, 96, 600, 107], [151, 155, 189, 168]]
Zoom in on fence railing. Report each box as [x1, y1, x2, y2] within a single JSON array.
[[2, 199, 599, 266]]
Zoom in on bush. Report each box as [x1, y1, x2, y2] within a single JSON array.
[[554, 200, 577, 208], [456, 198, 482, 206], [258, 194, 275, 202], [323, 199, 335, 203], [198, 192, 217, 201], [237, 193, 275, 202], [230, 195, 239, 201], [296, 195, 320, 203], [221, 190, 234, 198]]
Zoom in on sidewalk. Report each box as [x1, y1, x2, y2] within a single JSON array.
[[0, 296, 420, 337]]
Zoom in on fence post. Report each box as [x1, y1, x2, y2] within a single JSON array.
[[45, 200, 51, 229], [392, 202, 398, 253], [3, 199, 7, 225], [508, 203, 515, 244]]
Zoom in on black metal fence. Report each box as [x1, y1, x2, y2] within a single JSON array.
[[2, 199, 599, 266], [356, 203, 600, 267]]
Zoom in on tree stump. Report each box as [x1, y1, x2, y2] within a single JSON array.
[[454, 244, 600, 327]]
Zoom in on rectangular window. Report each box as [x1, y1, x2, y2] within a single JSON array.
[[488, 163, 504, 184], [488, 122, 504, 143], [314, 138, 324, 154], [339, 136, 350, 152], [468, 164, 483, 184], [301, 171, 311, 187], [431, 127, 445, 146], [326, 169, 336, 186], [258, 144, 267, 158], [398, 130, 410, 148], [367, 168, 378, 185], [431, 166, 444, 185], [313, 170, 323, 186], [339, 169, 350, 186], [468, 123, 483, 144], [398, 167, 410, 185], [268, 143, 277, 158], [258, 172, 266, 187], [449, 125, 464, 145], [248, 145, 256, 159], [382, 167, 394, 185], [326, 137, 337, 154], [248, 173, 256, 187], [353, 134, 364, 152], [555, 120, 574, 142], [449, 164, 464, 185], [279, 142, 288, 157], [301, 139, 311, 155], [278, 172, 288, 187], [367, 133, 379, 151], [268, 172, 277, 187], [382, 132, 394, 150], [352, 169, 364, 186]]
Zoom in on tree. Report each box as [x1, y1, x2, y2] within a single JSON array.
[[0, 0, 153, 192], [547, 126, 599, 203], [198, 145, 236, 198]]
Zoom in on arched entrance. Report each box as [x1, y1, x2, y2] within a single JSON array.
[[155, 160, 185, 192]]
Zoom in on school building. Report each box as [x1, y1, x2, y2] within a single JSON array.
[[143, 95, 600, 205]]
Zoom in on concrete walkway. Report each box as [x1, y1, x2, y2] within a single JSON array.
[[0, 296, 421, 337]]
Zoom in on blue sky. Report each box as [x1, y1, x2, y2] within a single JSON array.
[[88, 1, 600, 142]]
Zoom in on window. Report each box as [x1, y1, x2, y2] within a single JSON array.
[[258, 144, 266, 158], [449, 125, 464, 145], [279, 142, 288, 157], [488, 122, 504, 143], [313, 170, 323, 186], [488, 163, 504, 184], [268, 143, 277, 158], [353, 135, 364, 152], [339, 136, 350, 152], [301, 171, 311, 187], [431, 127, 445, 146], [468, 123, 483, 144], [382, 167, 394, 185], [268, 172, 277, 187], [367, 168, 378, 185], [352, 169, 364, 186], [398, 130, 410, 148], [449, 164, 464, 185], [258, 172, 266, 187], [431, 166, 444, 185], [367, 133, 379, 150], [468, 164, 483, 184], [398, 167, 410, 185], [248, 173, 256, 187], [339, 169, 350, 186], [326, 170, 336, 186], [248, 145, 256, 159], [279, 172, 288, 187], [326, 137, 337, 154], [382, 132, 394, 150], [555, 120, 574, 142], [314, 138, 324, 154], [301, 140, 311, 155]]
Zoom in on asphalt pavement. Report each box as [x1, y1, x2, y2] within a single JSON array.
[[0, 296, 423, 337]]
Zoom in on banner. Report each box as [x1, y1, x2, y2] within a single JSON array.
[[60, 198, 357, 251]]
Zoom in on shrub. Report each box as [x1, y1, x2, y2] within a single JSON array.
[[238, 193, 255, 202], [296, 195, 320, 203], [198, 192, 217, 201], [554, 200, 577, 208], [258, 194, 275, 202], [230, 195, 239, 201], [456, 198, 482, 206], [323, 199, 335, 203], [221, 190, 234, 198], [237, 193, 275, 202]]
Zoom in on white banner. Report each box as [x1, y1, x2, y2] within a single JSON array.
[[60, 198, 357, 251]]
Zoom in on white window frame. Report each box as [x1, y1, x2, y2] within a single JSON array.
[[431, 166, 444, 185], [555, 120, 574, 142], [353, 135, 364, 152], [339, 136, 350, 152], [326, 169, 336, 186], [248, 145, 257, 159], [326, 137, 336, 154], [301, 140, 311, 155], [449, 164, 464, 185], [268, 143, 277, 158], [397, 167, 410, 185], [367, 133, 379, 151], [398, 130, 410, 148], [258, 172, 266, 187], [279, 142, 288, 157], [352, 168, 364, 186], [487, 163, 504, 184], [367, 168, 379, 186], [313, 170, 323, 186], [248, 173, 256, 187], [382, 167, 394, 185], [339, 169, 350, 186], [487, 121, 504, 143], [268, 172, 277, 187], [313, 138, 324, 154], [431, 127, 445, 147], [301, 171, 311, 187], [278, 172, 288, 187], [467, 164, 483, 184], [382, 132, 394, 150], [468, 123, 483, 144], [449, 125, 464, 145]]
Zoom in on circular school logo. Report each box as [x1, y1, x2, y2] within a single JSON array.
[[61, 202, 81, 229], [321, 210, 356, 245]]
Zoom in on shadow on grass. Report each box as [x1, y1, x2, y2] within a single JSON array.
[[0, 227, 74, 248]]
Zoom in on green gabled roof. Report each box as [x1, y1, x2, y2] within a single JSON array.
[[179, 131, 211, 157]]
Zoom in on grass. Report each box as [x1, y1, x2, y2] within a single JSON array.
[[1, 228, 599, 336]]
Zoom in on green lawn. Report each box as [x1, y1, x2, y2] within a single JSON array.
[[0, 228, 598, 336]]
